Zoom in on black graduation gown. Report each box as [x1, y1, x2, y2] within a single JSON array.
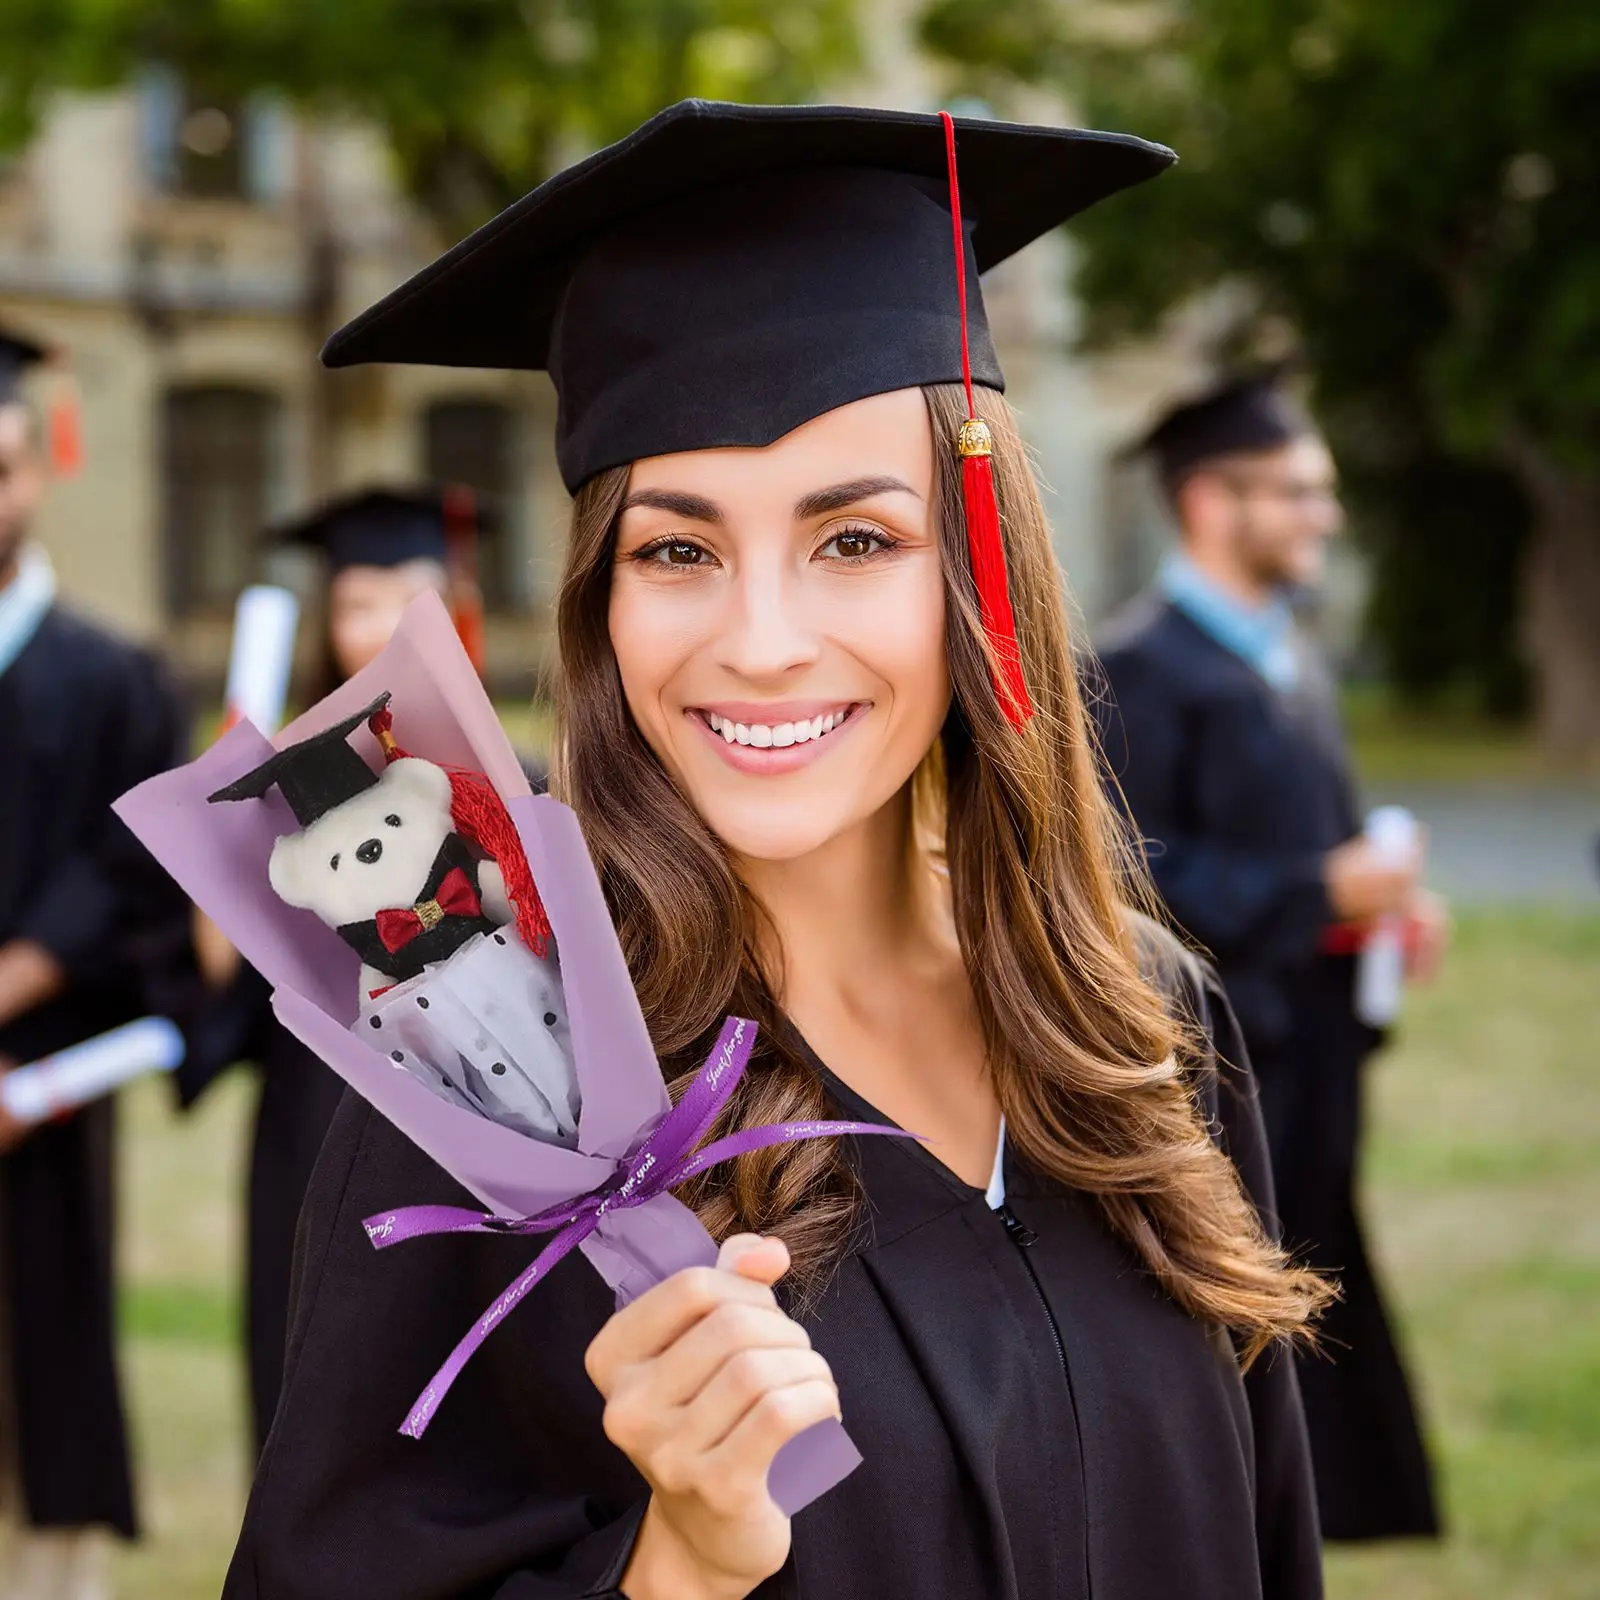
[[222, 933, 1322, 1599], [177, 966, 346, 1458], [1091, 594, 1440, 1541], [0, 605, 190, 1537]]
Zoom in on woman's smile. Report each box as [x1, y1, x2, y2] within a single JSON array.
[[687, 699, 872, 774]]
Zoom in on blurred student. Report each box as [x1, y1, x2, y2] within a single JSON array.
[[0, 330, 188, 1599], [1092, 375, 1446, 1542], [181, 487, 544, 1456]]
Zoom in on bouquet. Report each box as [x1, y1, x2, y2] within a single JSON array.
[[114, 592, 902, 1515]]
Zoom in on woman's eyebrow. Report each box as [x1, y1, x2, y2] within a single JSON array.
[[794, 475, 920, 519], [619, 488, 723, 523]]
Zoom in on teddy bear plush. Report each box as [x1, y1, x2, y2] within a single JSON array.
[[210, 692, 580, 1145]]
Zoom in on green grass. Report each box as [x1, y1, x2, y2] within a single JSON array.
[[1341, 685, 1596, 787], [90, 914, 1599, 1597], [1323, 911, 1600, 1600]]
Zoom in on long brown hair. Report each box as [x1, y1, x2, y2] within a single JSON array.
[[553, 383, 1330, 1360]]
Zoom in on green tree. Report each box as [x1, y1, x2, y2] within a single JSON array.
[[924, 0, 1600, 757], [0, 0, 859, 237]]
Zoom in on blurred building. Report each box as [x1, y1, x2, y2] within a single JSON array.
[[0, 13, 1229, 697]]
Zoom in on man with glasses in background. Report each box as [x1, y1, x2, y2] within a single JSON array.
[[1091, 373, 1445, 1544]]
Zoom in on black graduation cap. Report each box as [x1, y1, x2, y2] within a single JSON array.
[[0, 325, 50, 404], [271, 488, 455, 575], [208, 692, 390, 826], [1137, 371, 1312, 488], [322, 100, 1176, 493]]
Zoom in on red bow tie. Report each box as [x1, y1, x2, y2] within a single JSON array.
[[375, 866, 483, 955]]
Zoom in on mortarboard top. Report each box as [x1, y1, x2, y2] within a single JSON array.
[[322, 100, 1176, 494], [270, 487, 458, 575], [0, 325, 52, 406], [209, 692, 390, 827], [1137, 371, 1313, 488]]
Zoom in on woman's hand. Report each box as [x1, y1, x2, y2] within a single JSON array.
[[586, 1234, 839, 1600]]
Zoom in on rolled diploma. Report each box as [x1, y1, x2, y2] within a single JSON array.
[[1, 1017, 186, 1124], [1354, 805, 1418, 1027], [224, 585, 300, 736]]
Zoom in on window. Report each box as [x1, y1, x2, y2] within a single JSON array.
[[162, 386, 282, 615], [423, 399, 526, 611], [139, 68, 293, 203]]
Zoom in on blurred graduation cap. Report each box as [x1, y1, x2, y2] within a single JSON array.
[[1134, 369, 1313, 490], [272, 485, 489, 674], [322, 99, 1176, 730], [0, 323, 83, 477], [208, 692, 389, 825]]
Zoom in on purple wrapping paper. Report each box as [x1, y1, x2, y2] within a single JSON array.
[[113, 591, 861, 1515]]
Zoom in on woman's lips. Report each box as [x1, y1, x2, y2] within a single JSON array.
[[685, 702, 870, 775]]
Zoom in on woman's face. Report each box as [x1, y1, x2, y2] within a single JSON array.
[[328, 558, 448, 681], [609, 387, 948, 864]]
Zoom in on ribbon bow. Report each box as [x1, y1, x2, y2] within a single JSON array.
[[364, 1015, 917, 1438], [375, 865, 482, 954]]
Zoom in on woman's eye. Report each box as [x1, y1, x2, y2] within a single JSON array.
[[638, 539, 710, 567], [820, 526, 895, 562]]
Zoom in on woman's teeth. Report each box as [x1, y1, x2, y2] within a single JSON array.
[[705, 708, 851, 748]]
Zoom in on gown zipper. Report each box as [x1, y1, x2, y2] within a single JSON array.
[[997, 1203, 1067, 1375]]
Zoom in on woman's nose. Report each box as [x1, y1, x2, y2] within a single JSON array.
[[715, 560, 821, 681]]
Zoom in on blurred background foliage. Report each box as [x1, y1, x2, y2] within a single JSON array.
[[922, 0, 1600, 756], [0, 0, 859, 237]]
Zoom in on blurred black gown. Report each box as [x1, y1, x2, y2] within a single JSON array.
[[1092, 593, 1440, 1541], [178, 756, 549, 1457], [0, 606, 190, 1536], [222, 930, 1323, 1599]]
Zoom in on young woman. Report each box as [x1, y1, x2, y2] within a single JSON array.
[[223, 103, 1330, 1599]]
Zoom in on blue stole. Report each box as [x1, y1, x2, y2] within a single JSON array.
[[0, 547, 57, 680], [1159, 552, 1299, 691]]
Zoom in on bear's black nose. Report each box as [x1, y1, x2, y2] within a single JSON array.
[[355, 838, 384, 865]]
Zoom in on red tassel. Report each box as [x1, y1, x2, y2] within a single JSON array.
[[368, 702, 551, 957], [48, 373, 84, 478], [941, 110, 1033, 731], [962, 447, 1033, 727], [443, 483, 487, 678]]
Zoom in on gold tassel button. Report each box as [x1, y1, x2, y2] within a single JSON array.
[[957, 417, 993, 459]]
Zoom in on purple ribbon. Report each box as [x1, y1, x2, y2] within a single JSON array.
[[364, 1016, 916, 1438]]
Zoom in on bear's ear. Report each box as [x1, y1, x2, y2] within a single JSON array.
[[377, 757, 454, 819], [267, 831, 319, 911]]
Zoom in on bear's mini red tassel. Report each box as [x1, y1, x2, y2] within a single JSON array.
[[369, 702, 552, 957], [961, 445, 1033, 727]]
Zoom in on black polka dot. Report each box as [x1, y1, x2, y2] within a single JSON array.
[[491, 1062, 507, 1076], [417, 996, 430, 1009], [543, 1012, 558, 1027], [493, 933, 507, 945], [391, 1050, 404, 1063], [369, 1015, 381, 1029]]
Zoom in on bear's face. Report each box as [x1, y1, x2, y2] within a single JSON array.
[[268, 757, 456, 928]]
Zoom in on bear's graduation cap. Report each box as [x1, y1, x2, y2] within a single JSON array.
[[209, 692, 390, 827], [1137, 372, 1312, 489]]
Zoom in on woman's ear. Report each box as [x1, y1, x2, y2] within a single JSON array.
[[267, 832, 316, 910]]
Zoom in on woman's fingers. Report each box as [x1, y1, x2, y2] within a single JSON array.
[[718, 1232, 791, 1286], [698, 1374, 844, 1499], [645, 1296, 812, 1412], [586, 1259, 779, 1393], [678, 1345, 837, 1456]]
